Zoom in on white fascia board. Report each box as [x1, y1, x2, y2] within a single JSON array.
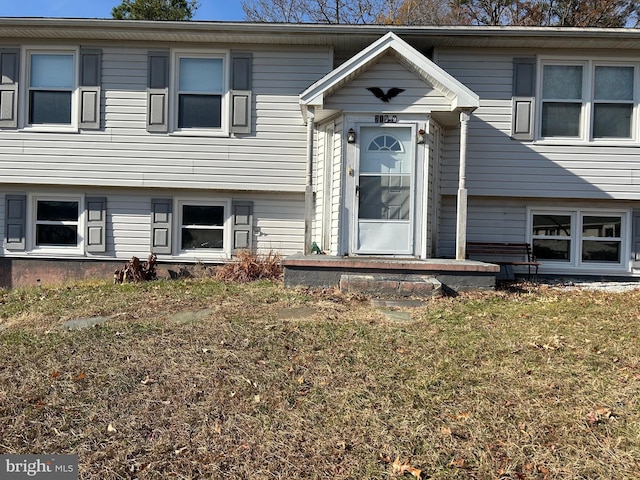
[[300, 32, 399, 107], [390, 35, 479, 110], [300, 31, 478, 114]]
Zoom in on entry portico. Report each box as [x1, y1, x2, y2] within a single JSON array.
[[299, 32, 479, 260]]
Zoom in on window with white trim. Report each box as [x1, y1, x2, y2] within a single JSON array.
[[531, 210, 626, 267], [540, 61, 636, 140], [175, 53, 225, 132], [28, 51, 76, 126], [34, 198, 80, 248], [180, 203, 225, 251]]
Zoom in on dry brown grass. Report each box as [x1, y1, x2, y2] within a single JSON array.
[[1, 280, 640, 479], [215, 249, 282, 283]]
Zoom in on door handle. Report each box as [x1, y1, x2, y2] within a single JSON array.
[[355, 185, 360, 196]]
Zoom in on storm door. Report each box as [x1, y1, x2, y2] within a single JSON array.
[[354, 126, 414, 254]]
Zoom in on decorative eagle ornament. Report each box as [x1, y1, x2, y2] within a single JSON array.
[[366, 87, 405, 102]]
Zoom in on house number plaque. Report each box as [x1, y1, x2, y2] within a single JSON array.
[[374, 115, 398, 123]]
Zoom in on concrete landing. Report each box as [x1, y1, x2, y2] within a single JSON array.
[[283, 255, 499, 293], [340, 274, 442, 298]]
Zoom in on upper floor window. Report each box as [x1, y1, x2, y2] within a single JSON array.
[[177, 56, 224, 129], [146, 50, 252, 136], [28, 52, 75, 126], [540, 61, 635, 141]]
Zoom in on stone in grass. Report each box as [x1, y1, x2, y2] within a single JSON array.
[[61, 315, 114, 330]]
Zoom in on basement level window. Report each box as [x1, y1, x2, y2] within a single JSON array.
[[530, 210, 625, 267], [35, 200, 79, 247], [180, 204, 225, 250]]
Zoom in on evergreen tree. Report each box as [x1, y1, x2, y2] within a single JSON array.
[[112, 0, 199, 21]]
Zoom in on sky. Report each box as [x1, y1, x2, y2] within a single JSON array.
[[0, 0, 246, 21]]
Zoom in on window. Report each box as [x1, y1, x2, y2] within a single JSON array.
[[180, 204, 225, 250], [540, 61, 635, 140], [582, 215, 622, 262], [541, 64, 583, 137], [530, 210, 626, 268], [176, 54, 224, 131], [35, 199, 79, 247], [28, 52, 75, 125], [593, 66, 634, 138], [147, 50, 251, 135], [532, 213, 572, 260]]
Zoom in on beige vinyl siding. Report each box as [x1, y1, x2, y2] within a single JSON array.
[[325, 55, 449, 114], [0, 46, 332, 193], [438, 48, 640, 201]]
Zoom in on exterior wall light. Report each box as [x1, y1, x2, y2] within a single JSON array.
[[417, 129, 426, 144], [347, 128, 356, 143]]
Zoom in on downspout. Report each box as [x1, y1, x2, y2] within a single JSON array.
[[456, 109, 471, 260], [304, 107, 315, 255]]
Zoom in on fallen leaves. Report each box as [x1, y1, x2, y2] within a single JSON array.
[[380, 454, 423, 479], [587, 407, 614, 425]]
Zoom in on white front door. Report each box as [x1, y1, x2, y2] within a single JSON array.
[[354, 125, 415, 255]]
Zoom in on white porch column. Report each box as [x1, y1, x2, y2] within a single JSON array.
[[304, 107, 315, 255], [456, 109, 471, 260]]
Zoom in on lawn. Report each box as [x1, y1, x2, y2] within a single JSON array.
[[1, 279, 639, 479]]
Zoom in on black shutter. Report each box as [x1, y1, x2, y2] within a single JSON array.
[[79, 48, 102, 130], [232, 200, 253, 252], [150, 198, 172, 254], [5, 194, 26, 251], [85, 197, 107, 253], [230, 52, 252, 134], [0, 48, 19, 129], [147, 51, 170, 133], [511, 57, 536, 141]]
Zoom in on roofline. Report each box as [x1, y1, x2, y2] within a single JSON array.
[[3, 18, 640, 44]]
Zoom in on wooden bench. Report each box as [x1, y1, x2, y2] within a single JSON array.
[[466, 242, 540, 280]]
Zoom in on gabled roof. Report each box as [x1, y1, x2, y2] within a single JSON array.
[[299, 31, 479, 118]]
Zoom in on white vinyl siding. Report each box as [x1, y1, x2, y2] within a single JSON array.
[[325, 55, 449, 114], [437, 48, 640, 201], [427, 120, 444, 258], [330, 117, 344, 255], [0, 46, 332, 193], [1, 189, 304, 260], [439, 195, 634, 275]]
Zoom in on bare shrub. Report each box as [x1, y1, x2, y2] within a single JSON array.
[[215, 249, 282, 282], [114, 254, 157, 283]]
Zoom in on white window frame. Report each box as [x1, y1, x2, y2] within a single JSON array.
[[537, 58, 638, 143], [28, 194, 84, 255], [22, 47, 79, 132], [171, 50, 229, 136], [175, 198, 231, 259], [528, 207, 630, 271]]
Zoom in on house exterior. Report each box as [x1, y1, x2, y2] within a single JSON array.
[[1, 19, 640, 287]]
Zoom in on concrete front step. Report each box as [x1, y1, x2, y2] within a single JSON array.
[[340, 274, 443, 298]]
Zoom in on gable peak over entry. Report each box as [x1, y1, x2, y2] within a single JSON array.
[[299, 31, 479, 122]]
